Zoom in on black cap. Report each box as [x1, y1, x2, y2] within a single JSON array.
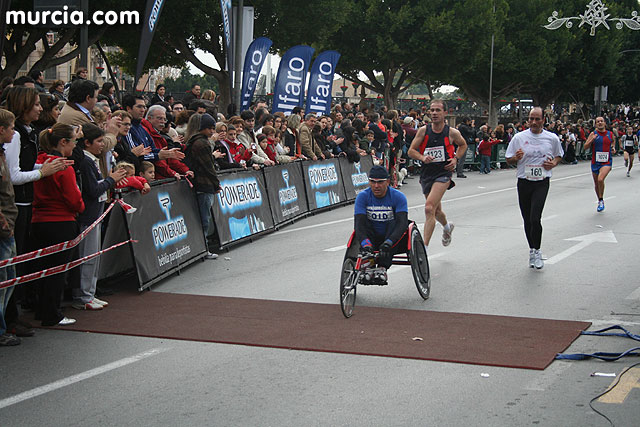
[[368, 166, 389, 180], [199, 113, 216, 131]]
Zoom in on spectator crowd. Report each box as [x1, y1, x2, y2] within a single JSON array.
[[1, 67, 638, 346]]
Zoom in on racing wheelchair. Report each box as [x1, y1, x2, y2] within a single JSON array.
[[340, 221, 430, 318]]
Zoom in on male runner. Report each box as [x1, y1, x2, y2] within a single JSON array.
[[621, 126, 637, 177], [584, 116, 615, 212], [354, 166, 408, 284], [407, 99, 467, 252]]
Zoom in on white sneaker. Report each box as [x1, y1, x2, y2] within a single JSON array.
[[627, 171, 630, 177], [205, 251, 219, 260], [72, 300, 103, 310], [529, 249, 535, 268], [442, 223, 455, 247], [93, 297, 109, 307], [57, 317, 76, 326], [534, 249, 544, 270]]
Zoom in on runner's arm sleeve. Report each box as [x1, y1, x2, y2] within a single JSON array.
[[386, 211, 408, 245], [355, 214, 371, 248]]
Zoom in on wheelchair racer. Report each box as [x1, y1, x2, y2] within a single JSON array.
[[354, 166, 409, 284]]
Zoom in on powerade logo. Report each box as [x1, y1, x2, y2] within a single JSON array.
[[152, 193, 188, 249], [278, 169, 298, 205], [308, 164, 338, 189], [351, 162, 368, 188], [218, 177, 263, 214], [148, 0, 164, 31]]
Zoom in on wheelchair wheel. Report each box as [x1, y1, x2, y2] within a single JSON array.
[[409, 227, 431, 300], [340, 257, 358, 318]]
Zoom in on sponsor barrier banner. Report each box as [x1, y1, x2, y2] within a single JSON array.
[[122, 180, 206, 289], [135, 0, 166, 87], [263, 162, 308, 225], [272, 45, 314, 115], [212, 169, 274, 246], [339, 155, 374, 201], [302, 158, 346, 210], [240, 37, 272, 111], [305, 50, 341, 116]]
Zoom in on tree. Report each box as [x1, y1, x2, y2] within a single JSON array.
[[162, 69, 220, 97]]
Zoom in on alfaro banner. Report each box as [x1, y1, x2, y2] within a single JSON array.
[[135, 0, 166, 87], [212, 169, 274, 246], [219, 0, 233, 73], [339, 155, 374, 201], [240, 37, 272, 111], [263, 162, 308, 225], [306, 50, 341, 116], [272, 45, 315, 115], [302, 158, 347, 210]]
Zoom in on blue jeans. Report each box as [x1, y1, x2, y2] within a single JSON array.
[[480, 155, 491, 174], [0, 237, 17, 335], [196, 192, 215, 250]]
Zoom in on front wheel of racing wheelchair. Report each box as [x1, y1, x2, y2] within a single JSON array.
[[339, 221, 431, 318]]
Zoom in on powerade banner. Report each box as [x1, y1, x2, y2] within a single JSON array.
[[220, 0, 233, 73], [272, 45, 315, 115], [302, 158, 347, 210], [263, 163, 309, 225], [99, 180, 206, 290], [339, 155, 374, 201], [306, 50, 341, 116], [135, 0, 166, 87], [212, 169, 275, 246], [240, 37, 272, 111]]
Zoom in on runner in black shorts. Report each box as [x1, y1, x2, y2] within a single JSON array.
[[407, 99, 467, 253], [621, 126, 638, 177]]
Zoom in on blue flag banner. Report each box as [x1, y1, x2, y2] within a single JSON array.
[[272, 45, 315, 115], [135, 0, 166, 88], [220, 0, 233, 73], [240, 37, 273, 111], [306, 51, 340, 116]]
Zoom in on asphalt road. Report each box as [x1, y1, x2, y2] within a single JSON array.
[[1, 158, 639, 426]]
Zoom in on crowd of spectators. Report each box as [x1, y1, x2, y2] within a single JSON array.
[[1, 67, 638, 346]]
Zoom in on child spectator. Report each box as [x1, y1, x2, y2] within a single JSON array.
[[139, 161, 155, 182], [73, 123, 127, 311], [258, 128, 278, 164], [214, 122, 243, 170], [115, 161, 150, 194]]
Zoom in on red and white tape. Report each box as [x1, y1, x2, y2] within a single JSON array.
[[0, 239, 136, 290], [0, 199, 135, 269]]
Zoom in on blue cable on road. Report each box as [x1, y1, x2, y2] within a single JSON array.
[[555, 325, 640, 361]]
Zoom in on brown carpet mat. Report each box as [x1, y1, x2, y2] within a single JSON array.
[[38, 292, 590, 370]]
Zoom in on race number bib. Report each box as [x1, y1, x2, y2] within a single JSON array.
[[595, 151, 609, 163], [525, 165, 544, 181], [625, 139, 634, 147], [423, 146, 445, 162]]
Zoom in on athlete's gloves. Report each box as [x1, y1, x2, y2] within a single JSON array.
[[378, 239, 394, 269]]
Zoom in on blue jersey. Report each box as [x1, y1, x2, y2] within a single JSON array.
[[354, 187, 408, 236]]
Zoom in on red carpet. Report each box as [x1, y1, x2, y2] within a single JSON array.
[[40, 292, 590, 370]]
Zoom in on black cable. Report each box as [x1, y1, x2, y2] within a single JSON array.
[[588, 361, 640, 427]]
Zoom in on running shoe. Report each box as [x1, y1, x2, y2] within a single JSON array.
[[529, 249, 535, 268], [627, 171, 630, 177], [442, 223, 455, 247], [534, 249, 544, 270], [597, 200, 605, 212]]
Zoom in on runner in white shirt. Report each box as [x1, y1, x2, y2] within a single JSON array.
[[505, 107, 564, 270]]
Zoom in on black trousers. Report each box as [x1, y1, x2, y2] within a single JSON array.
[[31, 221, 79, 326], [517, 178, 550, 250]]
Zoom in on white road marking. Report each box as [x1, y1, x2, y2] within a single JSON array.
[[546, 231, 617, 265], [0, 348, 168, 410], [585, 319, 640, 328], [542, 214, 558, 221], [324, 244, 347, 252], [274, 217, 352, 235], [625, 286, 640, 300]]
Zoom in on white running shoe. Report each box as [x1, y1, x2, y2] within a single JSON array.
[[93, 297, 109, 307], [529, 249, 535, 268], [442, 223, 455, 247], [627, 171, 630, 177], [534, 249, 544, 270], [205, 251, 219, 260]]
